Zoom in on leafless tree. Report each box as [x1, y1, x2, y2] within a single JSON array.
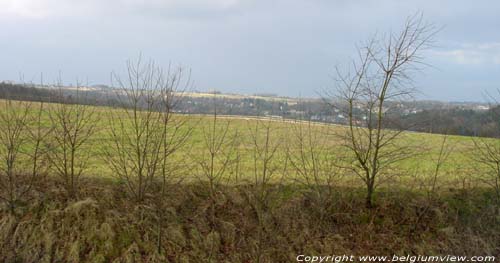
[[0, 100, 51, 214], [246, 118, 284, 263], [327, 14, 437, 208], [47, 87, 98, 199], [410, 134, 453, 232], [106, 58, 192, 254], [197, 98, 239, 197], [194, 94, 239, 261], [155, 64, 192, 254], [106, 58, 191, 203], [471, 138, 500, 203], [286, 120, 343, 222], [469, 90, 500, 204]]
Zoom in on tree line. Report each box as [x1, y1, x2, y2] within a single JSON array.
[[2, 81, 499, 139]]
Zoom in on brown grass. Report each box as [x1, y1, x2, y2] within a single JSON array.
[[0, 177, 499, 262]]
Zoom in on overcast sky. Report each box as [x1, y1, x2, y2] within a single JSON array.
[[0, 0, 499, 101]]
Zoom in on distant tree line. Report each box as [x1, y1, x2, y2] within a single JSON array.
[[3, 81, 499, 139], [398, 107, 500, 137], [0, 82, 121, 107], [0, 82, 58, 102]]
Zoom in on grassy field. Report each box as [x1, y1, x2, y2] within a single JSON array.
[[0, 99, 487, 189]]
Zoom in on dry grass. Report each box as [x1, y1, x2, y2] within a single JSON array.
[[0, 177, 498, 262]]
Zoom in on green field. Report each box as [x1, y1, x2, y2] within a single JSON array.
[[0, 99, 489, 189]]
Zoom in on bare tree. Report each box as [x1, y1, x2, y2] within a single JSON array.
[[246, 118, 284, 263], [328, 14, 437, 208], [48, 86, 98, 199], [106, 58, 193, 255], [196, 96, 239, 199], [286, 120, 343, 222], [194, 94, 239, 261], [106, 58, 191, 204], [469, 90, 500, 204], [471, 138, 500, 203], [410, 134, 453, 232], [0, 100, 50, 214], [155, 64, 193, 254]]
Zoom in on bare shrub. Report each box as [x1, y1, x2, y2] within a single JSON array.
[[418, 135, 453, 198], [0, 100, 50, 214], [105, 58, 192, 256], [47, 87, 98, 199], [106, 58, 191, 203], [286, 120, 343, 222], [471, 137, 500, 203], [154, 64, 192, 254], [194, 94, 239, 260], [196, 95, 239, 202], [245, 118, 284, 263], [410, 135, 453, 232]]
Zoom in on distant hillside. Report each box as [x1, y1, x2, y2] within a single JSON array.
[[1, 82, 498, 138]]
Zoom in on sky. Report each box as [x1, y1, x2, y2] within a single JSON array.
[[0, 0, 499, 102]]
